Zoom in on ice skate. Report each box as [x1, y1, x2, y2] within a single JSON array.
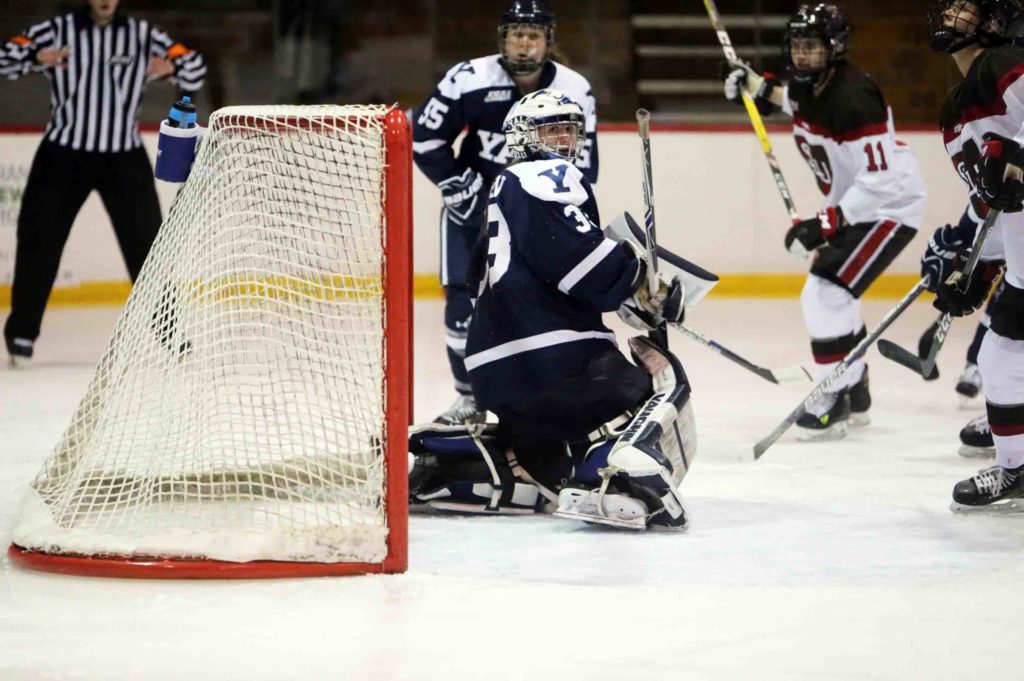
[[5, 337, 33, 368], [958, 414, 995, 458], [795, 391, 850, 441], [955, 363, 982, 404], [553, 487, 650, 530], [848, 365, 871, 427], [433, 393, 487, 426], [951, 464, 1024, 512]]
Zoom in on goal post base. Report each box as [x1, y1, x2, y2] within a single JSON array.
[[8, 544, 406, 580]]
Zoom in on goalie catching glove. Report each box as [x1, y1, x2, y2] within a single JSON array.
[[784, 206, 845, 258]]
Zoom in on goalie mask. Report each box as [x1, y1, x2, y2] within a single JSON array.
[[498, 0, 556, 76], [503, 88, 586, 164], [927, 0, 1024, 53], [783, 3, 850, 85]]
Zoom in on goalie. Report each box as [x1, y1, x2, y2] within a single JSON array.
[[409, 89, 717, 530]]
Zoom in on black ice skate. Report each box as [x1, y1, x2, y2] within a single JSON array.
[[795, 391, 850, 441], [433, 393, 487, 426], [952, 464, 1024, 511], [955, 363, 982, 402], [5, 337, 33, 368], [848, 365, 871, 427], [958, 414, 995, 458]]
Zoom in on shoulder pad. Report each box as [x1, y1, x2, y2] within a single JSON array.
[[438, 55, 511, 99], [506, 159, 589, 206]]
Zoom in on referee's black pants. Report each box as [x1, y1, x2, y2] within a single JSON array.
[[4, 141, 162, 344]]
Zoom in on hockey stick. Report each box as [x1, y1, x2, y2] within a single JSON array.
[[636, 108, 660, 294], [877, 207, 1002, 378], [753, 277, 930, 460], [671, 322, 811, 385], [636, 108, 670, 349], [701, 0, 800, 227]]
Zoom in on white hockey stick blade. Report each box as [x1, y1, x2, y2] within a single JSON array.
[[772, 365, 814, 385]]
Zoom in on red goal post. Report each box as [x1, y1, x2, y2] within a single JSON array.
[[8, 105, 411, 578]]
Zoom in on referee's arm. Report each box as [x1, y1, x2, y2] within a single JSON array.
[[0, 20, 58, 80], [149, 27, 206, 92]]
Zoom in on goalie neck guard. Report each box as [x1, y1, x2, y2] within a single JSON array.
[[502, 88, 586, 164]]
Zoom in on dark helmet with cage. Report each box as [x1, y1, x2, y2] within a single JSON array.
[[783, 3, 851, 85], [928, 0, 1024, 53], [498, 0, 556, 76]]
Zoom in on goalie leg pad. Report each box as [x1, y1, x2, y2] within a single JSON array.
[[408, 424, 548, 514], [557, 337, 697, 530]]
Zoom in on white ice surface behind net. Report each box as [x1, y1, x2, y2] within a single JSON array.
[[3, 298, 1024, 680]]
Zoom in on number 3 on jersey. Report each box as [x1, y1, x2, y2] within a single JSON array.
[[486, 202, 511, 286]]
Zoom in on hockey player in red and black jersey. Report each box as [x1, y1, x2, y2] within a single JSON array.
[[408, 90, 719, 530], [923, 0, 1024, 509], [721, 3, 927, 441]]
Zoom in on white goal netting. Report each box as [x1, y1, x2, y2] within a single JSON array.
[[12, 105, 405, 565]]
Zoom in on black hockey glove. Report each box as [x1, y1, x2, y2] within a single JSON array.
[[978, 133, 1024, 212], [933, 252, 1002, 317], [718, 60, 777, 116], [784, 206, 844, 257], [920, 224, 964, 292], [438, 168, 485, 226]]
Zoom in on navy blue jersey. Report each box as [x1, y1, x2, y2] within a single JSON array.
[[412, 55, 598, 187], [466, 159, 640, 409]]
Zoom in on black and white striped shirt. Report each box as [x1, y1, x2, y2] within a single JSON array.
[[0, 9, 206, 153]]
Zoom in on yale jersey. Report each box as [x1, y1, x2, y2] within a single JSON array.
[[465, 158, 639, 409], [782, 63, 926, 228], [412, 56, 598, 187], [940, 45, 1024, 288]]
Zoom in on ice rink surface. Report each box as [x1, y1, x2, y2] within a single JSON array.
[[1, 297, 1021, 680]]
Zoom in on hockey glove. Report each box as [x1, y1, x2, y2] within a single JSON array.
[[719, 60, 777, 116], [933, 252, 1002, 317], [784, 206, 844, 257], [978, 133, 1024, 212], [920, 224, 964, 292], [438, 168, 485, 226], [617, 276, 685, 331]]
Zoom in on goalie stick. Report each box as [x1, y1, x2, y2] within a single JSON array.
[[672, 322, 811, 385], [877, 207, 1002, 378], [635, 108, 669, 349], [754, 277, 930, 460], [701, 0, 801, 228]]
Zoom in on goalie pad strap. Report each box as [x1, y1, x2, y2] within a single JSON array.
[[585, 411, 633, 444]]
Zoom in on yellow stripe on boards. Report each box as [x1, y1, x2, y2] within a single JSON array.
[[0, 273, 931, 309]]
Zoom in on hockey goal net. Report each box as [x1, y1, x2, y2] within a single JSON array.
[[8, 104, 411, 578]]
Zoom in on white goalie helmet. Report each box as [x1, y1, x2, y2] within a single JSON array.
[[502, 88, 586, 163]]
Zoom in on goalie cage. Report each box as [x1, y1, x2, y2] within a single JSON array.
[[7, 105, 411, 578]]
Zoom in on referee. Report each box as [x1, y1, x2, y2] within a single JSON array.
[[0, 0, 206, 365]]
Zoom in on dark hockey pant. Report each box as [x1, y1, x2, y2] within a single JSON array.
[[488, 345, 652, 493], [440, 196, 487, 395], [801, 218, 916, 391], [4, 141, 162, 344]]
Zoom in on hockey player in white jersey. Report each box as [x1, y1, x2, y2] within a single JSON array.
[[408, 89, 718, 530], [923, 0, 1024, 508], [721, 3, 927, 441], [412, 1, 598, 426]]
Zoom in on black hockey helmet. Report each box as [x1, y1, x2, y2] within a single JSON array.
[[783, 3, 851, 85], [928, 0, 1024, 53], [498, 0, 556, 76]]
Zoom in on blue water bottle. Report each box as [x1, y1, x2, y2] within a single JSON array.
[[155, 95, 202, 183]]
